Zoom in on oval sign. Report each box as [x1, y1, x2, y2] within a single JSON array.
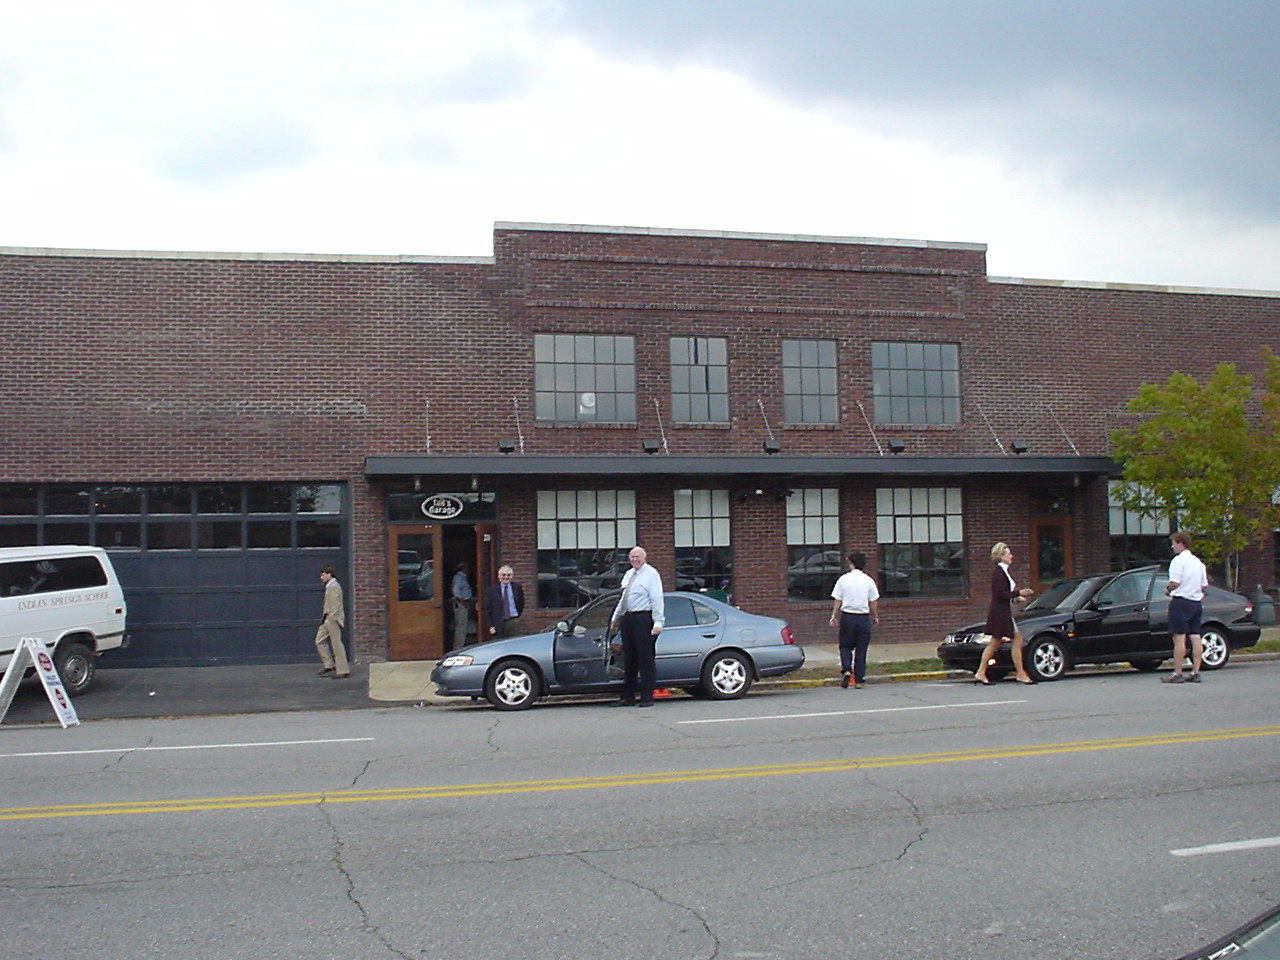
[[421, 495, 465, 520]]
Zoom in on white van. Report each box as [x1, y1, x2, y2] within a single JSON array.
[[0, 545, 128, 695]]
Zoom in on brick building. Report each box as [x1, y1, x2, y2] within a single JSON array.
[[2, 221, 1277, 667]]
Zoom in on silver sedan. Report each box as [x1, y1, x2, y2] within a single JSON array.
[[430, 590, 804, 710]]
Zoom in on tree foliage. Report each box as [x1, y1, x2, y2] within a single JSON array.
[[1110, 351, 1280, 589]]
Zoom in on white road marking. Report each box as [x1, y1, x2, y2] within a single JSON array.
[[0, 737, 374, 759], [1171, 836, 1280, 857], [678, 700, 1027, 724]]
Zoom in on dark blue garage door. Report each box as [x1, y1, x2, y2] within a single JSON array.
[[0, 482, 347, 667]]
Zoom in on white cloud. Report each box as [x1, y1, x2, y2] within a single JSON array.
[[0, 1, 1277, 291]]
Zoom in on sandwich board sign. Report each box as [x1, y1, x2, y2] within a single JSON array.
[[0, 636, 81, 728]]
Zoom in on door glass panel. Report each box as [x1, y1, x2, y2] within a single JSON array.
[[397, 534, 435, 601], [1036, 526, 1066, 582]]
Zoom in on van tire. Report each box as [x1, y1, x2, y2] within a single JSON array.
[[54, 641, 95, 696]]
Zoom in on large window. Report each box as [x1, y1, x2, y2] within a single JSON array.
[[876, 487, 964, 597], [1108, 481, 1174, 571], [872, 341, 960, 425], [536, 490, 637, 608], [674, 489, 732, 597], [670, 336, 728, 423], [786, 488, 841, 601], [534, 334, 636, 423], [0, 483, 343, 551], [782, 339, 837, 424]]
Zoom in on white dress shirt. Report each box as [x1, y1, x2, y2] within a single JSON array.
[[830, 568, 880, 613], [613, 563, 665, 628]]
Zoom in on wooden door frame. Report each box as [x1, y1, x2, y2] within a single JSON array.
[[1029, 517, 1074, 595]]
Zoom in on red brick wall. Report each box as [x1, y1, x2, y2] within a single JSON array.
[[3, 224, 1278, 660]]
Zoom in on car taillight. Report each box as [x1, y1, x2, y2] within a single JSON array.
[[781, 625, 795, 645]]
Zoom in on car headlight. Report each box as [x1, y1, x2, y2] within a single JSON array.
[[440, 654, 474, 667]]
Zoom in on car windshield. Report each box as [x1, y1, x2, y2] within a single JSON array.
[[1024, 578, 1095, 612]]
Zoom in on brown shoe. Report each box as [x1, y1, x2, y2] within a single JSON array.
[[332, 673, 350, 679], [318, 667, 334, 676]]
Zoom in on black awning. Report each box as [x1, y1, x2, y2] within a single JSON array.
[[365, 454, 1118, 481]]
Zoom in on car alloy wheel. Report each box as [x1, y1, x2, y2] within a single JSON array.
[[484, 659, 541, 710], [1025, 635, 1068, 682], [1199, 627, 1231, 670], [700, 651, 753, 699]]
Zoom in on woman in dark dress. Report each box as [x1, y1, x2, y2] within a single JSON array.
[[974, 542, 1035, 685]]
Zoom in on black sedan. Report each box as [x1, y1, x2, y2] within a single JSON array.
[[431, 590, 804, 709], [937, 565, 1260, 682]]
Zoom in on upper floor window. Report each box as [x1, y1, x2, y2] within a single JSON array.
[[534, 334, 636, 423], [782, 339, 837, 424], [872, 341, 960, 425], [670, 336, 729, 423]]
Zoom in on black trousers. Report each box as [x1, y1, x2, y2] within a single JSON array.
[[838, 612, 872, 682], [619, 610, 656, 703]]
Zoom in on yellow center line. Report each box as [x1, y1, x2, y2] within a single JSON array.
[[3, 725, 1277, 821]]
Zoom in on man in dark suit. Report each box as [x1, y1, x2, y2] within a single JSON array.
[[482, 565, 525, 639]]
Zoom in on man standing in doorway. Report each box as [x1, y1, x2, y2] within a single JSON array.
[[450, 560, 474, 650], [1163, 530, 1209, 684], [608, 546, 665, 708], [482, 565, 525, 640], [829, 551, 880, 689], [315, 566, 350, 679]]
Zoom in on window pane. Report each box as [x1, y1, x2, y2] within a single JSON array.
[[248, 520, 292, 547], [0, 486, 38, 515], [247, 485, 293, 514]]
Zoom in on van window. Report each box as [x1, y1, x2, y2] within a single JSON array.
[[0, 556, 108, 597]]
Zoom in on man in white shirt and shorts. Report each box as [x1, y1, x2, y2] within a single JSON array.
[[1163, 530, 1209, 684]]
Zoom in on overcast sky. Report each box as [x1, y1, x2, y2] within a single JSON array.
[[2, 1, 1277, 290]]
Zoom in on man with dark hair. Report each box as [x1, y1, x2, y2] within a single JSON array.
[[829, 551, 880, 689], [315, 565, 350, 678], [1163, 531, 1208, 684]]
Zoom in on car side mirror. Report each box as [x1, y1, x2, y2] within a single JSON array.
[[555, 621, 570, 633], [574, 625, 587, 637]]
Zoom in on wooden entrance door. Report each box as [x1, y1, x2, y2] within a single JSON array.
[[388, 524, 444, 660], [1029, 518, 1073, 596], [473, 523, 498, 639]]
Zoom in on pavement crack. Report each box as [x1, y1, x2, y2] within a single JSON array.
[[318, 803, 413, 960], [572, 852, 721, 959], [348, 758, 373, 788], [100, 735, 155, 770]]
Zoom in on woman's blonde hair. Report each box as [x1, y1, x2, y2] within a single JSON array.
[[990, 542, 1010, 563]]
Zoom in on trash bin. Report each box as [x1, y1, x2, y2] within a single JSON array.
[[1253, 586, 1276, 625]]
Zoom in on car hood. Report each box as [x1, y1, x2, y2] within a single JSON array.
[[449, 629, 556, 662], [951, 608, 1071, 637]]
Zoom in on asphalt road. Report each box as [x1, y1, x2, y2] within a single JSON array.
[[1, 662, 1277, 960]]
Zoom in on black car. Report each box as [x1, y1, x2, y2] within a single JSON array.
[[938, 565, 1260, 682]]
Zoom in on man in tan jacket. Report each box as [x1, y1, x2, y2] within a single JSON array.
[[315, 566, 350, 678]]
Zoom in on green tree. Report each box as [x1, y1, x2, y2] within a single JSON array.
[[1110, 351, 1280, 591]]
